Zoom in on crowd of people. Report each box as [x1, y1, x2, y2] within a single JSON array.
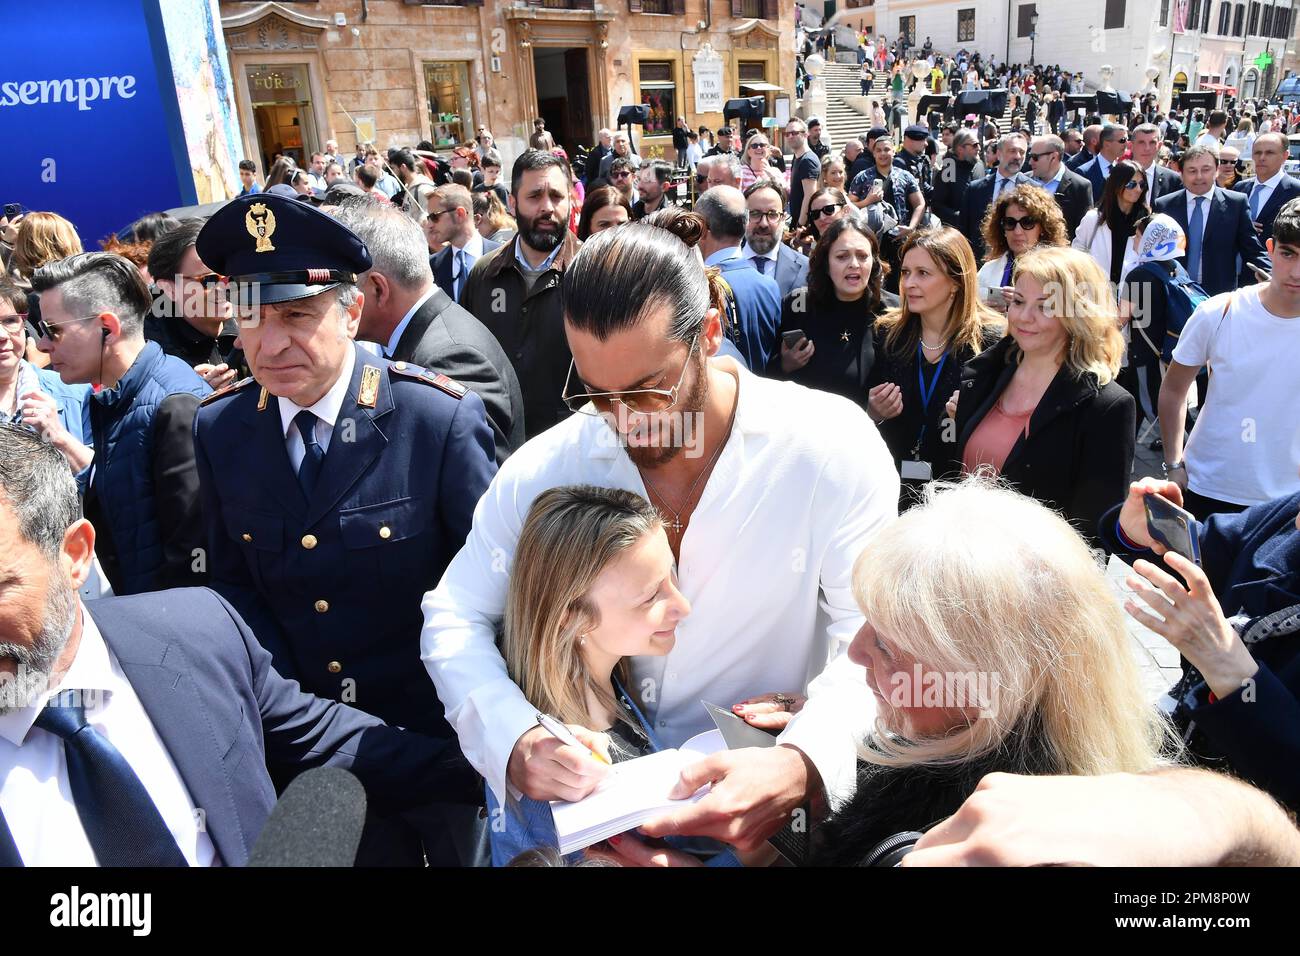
[[0, 56, 1298, 867]]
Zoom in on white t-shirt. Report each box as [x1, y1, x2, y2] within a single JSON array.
[[1172, 285, 1300, 505]]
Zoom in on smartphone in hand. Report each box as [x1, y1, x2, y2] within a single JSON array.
[[1144, 492, 1201, 564], [782, 329, 808, 348]]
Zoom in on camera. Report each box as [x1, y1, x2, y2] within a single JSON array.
[[862, 830, 925, 866]]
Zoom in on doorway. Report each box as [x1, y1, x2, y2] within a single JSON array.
[[245, 63, 319, 171], [532, 47, 594, 152]]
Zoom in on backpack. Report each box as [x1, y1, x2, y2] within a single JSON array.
[[1126, 260, 1209, 364]]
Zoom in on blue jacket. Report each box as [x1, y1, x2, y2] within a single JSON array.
[[0, 588, 480, 867], [1101, 493, 1300, 808], [710, 247, 781, 372], [86, 341, 210, 596], [194, 344, 496, 738]]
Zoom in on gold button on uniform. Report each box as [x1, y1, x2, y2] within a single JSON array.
[[393, 361, 407, 371], [379, 525, 392, 540], [301, 534, 318, 549], [241, 533, 252, 543], [327, 661, 342, 674], [314, 599, 329, 613]]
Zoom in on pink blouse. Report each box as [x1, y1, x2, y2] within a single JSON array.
[[962, 399, 1033, 475]]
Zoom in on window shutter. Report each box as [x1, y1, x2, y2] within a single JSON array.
[[629, 0, 642, 10], [762, 0, 777, 18], [732, 0, 745, 17], [671, 0, 686, 14]]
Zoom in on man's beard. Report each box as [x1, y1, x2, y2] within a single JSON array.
[[747, 228, 780, 256], [619, 348, 710, 470], [0, 567, 77, 715], [518, 207, 565, 254]]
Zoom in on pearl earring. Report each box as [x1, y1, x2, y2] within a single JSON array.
[[578, 634, 587, 645]]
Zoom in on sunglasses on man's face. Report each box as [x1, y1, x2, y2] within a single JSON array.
[[1026, 151, 1056, 162], [611, 171, 631, 179]]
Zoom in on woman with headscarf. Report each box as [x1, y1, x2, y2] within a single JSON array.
[[1120, 214, 1207, 450]]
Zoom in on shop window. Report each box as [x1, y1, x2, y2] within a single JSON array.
[[639, 61, 676, 136], [424, 61, 474, 149]]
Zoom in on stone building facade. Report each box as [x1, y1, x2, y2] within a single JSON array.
[[218, 0, 797, 175]]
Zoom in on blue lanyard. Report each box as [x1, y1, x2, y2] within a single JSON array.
[[612, 674, 668, 754], [912, 343, 948, 457]]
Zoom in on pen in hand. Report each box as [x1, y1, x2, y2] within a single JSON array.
[[535, 713, 611, 766]]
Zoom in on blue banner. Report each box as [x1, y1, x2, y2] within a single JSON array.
[[0, 0, 192, 246]]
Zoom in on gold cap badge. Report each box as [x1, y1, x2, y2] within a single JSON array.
[[246, 202, 277, 253]]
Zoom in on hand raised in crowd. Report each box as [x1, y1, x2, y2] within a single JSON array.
[[17, 389, 70, 447], [944, 388, 960, 420], [865, 180, 885, 205], [1125, 551, 1260, 701], [731, 691, 806, 731], [638, 745, 819, 854], [195, 362, 238, 390], [779, 335, 814, 373], [867, 382, 903, 423], [507, 724, 612, 803], [0, 212, 20, 244], [1117, 477, 1185, 551], [902, 770, 1300, 867]]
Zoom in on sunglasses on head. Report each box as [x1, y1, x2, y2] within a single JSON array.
[[1002, 215, 1040, 231]]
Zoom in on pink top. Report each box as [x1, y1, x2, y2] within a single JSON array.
[[962, 399, 1033, 475]]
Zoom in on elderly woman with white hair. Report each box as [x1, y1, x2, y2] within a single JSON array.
[[809, 477, 1176, 865]]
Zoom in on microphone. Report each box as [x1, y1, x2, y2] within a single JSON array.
[[247, 766, 368, 867]]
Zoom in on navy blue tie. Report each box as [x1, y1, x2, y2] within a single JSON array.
[[294, 409, 324, 499], [35, 692, 187, 867], [754, 256, 768, 275], [1187, 196, 1205, 283]]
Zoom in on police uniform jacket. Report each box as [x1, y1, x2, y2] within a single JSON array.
[[193, 343, 497, 738]]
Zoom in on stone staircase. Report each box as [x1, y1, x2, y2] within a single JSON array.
[[812, 61, 1015, 150]]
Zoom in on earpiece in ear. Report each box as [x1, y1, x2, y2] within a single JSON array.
[[101, 328, 109, 340]]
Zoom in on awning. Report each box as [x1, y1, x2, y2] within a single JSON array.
[[740, 82, 784, 92]]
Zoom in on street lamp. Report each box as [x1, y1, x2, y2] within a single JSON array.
[[1030, 13, 1039, 66]]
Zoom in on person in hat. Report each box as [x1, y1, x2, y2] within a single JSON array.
[[191, 192, 497, 865], [895, 124, 935, 203]]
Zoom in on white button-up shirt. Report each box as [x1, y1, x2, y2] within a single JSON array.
[[0, 605, 217, 866], [1185, 186, 1215, 246], [1249, 167, 1287, 217], [421, 358, 899, 807], [278, 345, 356, 472]]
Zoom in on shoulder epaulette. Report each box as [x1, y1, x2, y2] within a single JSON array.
[[198, 376, 256, 407], [388, 361, 468, 400]]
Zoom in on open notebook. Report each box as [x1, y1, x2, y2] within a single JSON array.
[[549, 728, 726, 856], [549, 701, 811, 862]]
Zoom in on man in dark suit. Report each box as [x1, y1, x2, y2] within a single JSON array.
[[1131, 123, 1183, 202], [741, 180, 810, 300], [696, 185, 781, 371], [1065, 123, 1102, 171], [1234, 132, 1300, 242], [1078, 123, 1131, 202], [961, 132, 1032, 261], [1025, 134, 1093, 239], [930, 128, 984, 228], [423, 183, 501, 303], [337, 202, 524, 463], [1153, 145, 1271, 296], [0, 426, 478, 867], [193, 194, 497, 865]]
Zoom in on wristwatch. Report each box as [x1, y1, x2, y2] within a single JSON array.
[[1161, 460, 1186, 477]]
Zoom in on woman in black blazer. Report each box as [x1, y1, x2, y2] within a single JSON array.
[[771, 216, 897, 410], [945, 246, 1136, 546]]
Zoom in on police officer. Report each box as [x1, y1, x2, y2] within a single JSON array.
[[192, 193, 497, 865], [895, 124, 935, 205]]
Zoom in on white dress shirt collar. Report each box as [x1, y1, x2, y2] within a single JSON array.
[[0, 604, 112, 747], [385, 287, 436, 357], [1186, 185, 1216, 213], [452, 231, 485, 259], [1258, 167, 1287, 191], [747, 243, 780, 266], [278, 342, 357, 436]]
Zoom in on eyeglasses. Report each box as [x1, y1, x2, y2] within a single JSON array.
[[1122, 179, 1146, 191], [425, 208, 454, 221], [560, 336, 699, 416], [1002, 215, 1040, 231], [748, 143, 768, 151], [33, 313, 102, 343], [1218, 158, 1238, 165], [812, 202, 846, 218], [748, 210, 784, 223], [1026, 151, 1056, 162], [0, 314, 27, 336], [610, 171, 632, 180]]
